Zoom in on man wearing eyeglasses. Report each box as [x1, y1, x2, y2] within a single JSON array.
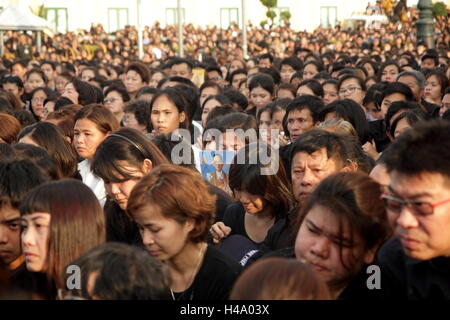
[[377, 120, 450, 299]]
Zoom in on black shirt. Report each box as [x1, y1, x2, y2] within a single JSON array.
[[173, 245, 242, 301], [104, 200, 143, 246], [376, 236, 450, 299]]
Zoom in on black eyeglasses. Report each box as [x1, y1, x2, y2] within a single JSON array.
[[381, 194, 450, 216]]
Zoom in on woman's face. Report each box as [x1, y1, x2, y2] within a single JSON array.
[[323, 83, 339, 105], [250, 87, 272, 110], [149, 72, 164, 88], [295, 204, 373, 292], [202, 98, 220, 128], [339, 78, 365, 106], [56, 76, 69, 95], [277, 88, 295, 100], [62, 82, 79, 104], [234, 190, 265, 215], [271, 110, 286, 132], [104, 160, 152, 210], [73, 118, 108, 160], [200, 87, 219, 107], [303, 64, 318, 80], [259, 110, 272, 143], [21, 212, 51, 273], [104, 90, 125, 115], [42, 101, 55, 120], [297, 85, 315, 97], [381, 65, 399, 83], [31, 90, 47, 119], [424, 75, 442, 103], [380, 93, 406, 118], [125, 70, 145, 94], [363, 63, 375, 77], [230, 60, 245, 75], [151, 95, 185, 134], [123, 112, 147, 133], [394, 117, 411, 139], [26, 73, 45, 92], [132, 204, 194, 261]]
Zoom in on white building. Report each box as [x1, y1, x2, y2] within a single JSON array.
[[0, 0, 447, 34]]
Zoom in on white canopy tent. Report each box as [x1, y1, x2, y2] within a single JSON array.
[[0, 5, 52, 57]]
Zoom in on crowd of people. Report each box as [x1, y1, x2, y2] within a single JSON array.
[[1, 6, 450, 301]]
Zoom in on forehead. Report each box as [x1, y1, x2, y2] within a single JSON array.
[[74, 118, 101, 131], [172, 63, 189, 71], [288, 108, 312, 119], [389, 171, 450, 198], [383, 65, 398, 72], [153, 95, 177, 110], [304, 204, 352, 237], [398, 75, 418, 85], [202, 87, 219, 95], [28, 73, 43, 80], [0, 204, 20, 221], [384, 92, 405, 102], [132, 203, 171, 223], [106, 90, 122, 98], [22, 212, 51, 222], [126, 70, 142, 78], [340, 78, 359, 87], [251, 87, 270, 95], [292, 148, 331, 166]]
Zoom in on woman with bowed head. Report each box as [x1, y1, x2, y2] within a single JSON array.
[[92, 127, 169, 244], [294, 172, 390, 299], [73, 105, 120, 207], [127, 164, 242, 300], [19, 179, 106, 299], [62, 77, 98, 106]]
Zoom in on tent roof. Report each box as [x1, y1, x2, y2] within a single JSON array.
[[0, 5, 50, 31]]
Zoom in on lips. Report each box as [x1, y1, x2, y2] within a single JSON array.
[[24, 252, 38, 259], [399, 235, 421, 249]]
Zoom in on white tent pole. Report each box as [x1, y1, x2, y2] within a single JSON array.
[[137, 0, 144, 60], [177, 0, 184, 57], [0, 31, 4, 57], [37, 30, 42, 55]]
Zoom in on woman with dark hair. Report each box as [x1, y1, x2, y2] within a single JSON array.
[[296, 79, 324, 98], [124, 62, 151, 101], [11, 144, 60, 181], [357, 59, 379, 78], [73, 104, 120, 206], [17, 122, 78, 179], [29, 87, 59, 121], [149, 87, 189, 137], [424, 70, 449, 106], [55, 72, 73, 95], [136, 86, 158, 102], [390, 109, 429, 139], [24, 69, 47, 95], [19, 179, 106, 299], [248, 73, 275, 116], [62, 243, 172, 300], [62, 77, 97, 106], [149, 70, 166, 89], [127, 164, 242, 300], [319, 99, 372, 145], [256, 105, 272, 144], [303, 60, 324, 80], [294, 172, 390, 299], [123, 100, 151, 134], [230, 257, 331, 300], [201, 94, 231, 128], [210, 143, 295, 253], [103, 84, 130, 124], [322, 79, 339, 105], [377, 60, 401, 83], [92, 127, 168, 244], [199, 81, 223, 107], [338, 75, 367, 109]]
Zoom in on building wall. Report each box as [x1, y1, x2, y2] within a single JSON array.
[[8, 0, 442, 34]]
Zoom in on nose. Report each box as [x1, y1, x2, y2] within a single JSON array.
[[141, 229, 155, 247], [310, 236, 330, 259], [109, 183, 120, 196], [301, 168, 315, 186], [21, 227, 35, 248], [0, 226, 8, 244], [396, 206, 419, 229]]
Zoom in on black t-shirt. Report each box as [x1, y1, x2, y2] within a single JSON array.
[[376, 236, 450, 299], [104, 200, 143, 246], [222, 202, 286, 247], [207, 183, 233, 222], [368, 119, 390, 152], [173, 245, 242, 301]]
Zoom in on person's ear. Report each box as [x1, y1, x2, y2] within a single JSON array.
[[363, 243, 381, 265], [184, 217, 195, 233], [179, 111, 186, 124], [142, 158, 153, 174], [341, 159, 359, 173]]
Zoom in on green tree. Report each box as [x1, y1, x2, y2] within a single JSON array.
[[432, 2, 448, 17], [260, 0, 277, 28]]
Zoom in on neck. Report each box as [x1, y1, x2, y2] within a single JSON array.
[[167, 242, 206, 274], [114, 111, 124, 123]]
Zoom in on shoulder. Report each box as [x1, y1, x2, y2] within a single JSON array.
[[199, 245, 242, 286]]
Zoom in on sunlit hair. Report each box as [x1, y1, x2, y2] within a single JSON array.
[[20, 179, 106, 290], [74, 104, 120, 134], [230, 257, 331, 300], [127, 164, 216, 243]]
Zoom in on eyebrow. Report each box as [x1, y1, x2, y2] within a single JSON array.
[[387, 186, 432, 199], [306, 219, 352, 244], [1, 217, 21, 224]]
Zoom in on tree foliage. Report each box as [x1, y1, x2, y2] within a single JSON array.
[[259, 0, 291, 28], [432, 2, 448, 17]]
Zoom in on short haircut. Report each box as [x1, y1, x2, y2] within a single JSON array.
[[285, 95, 324, 124], [125, 62, 151, 84], [397, 70, 426, 90], [127, 164, 216, 243], [390, 109, 430, 137], [223, 88, 248, 111], [1, 74, 24, 88], [381, 82, 415, 102], [384, 120, 450, 179], [74, 104, 120, 135], [104, 84, 130, 103], [0, 113, 21, 144], [169, 58, 193, 72], [280, 57, 303, 71], [297, 79, 324, 98], [123, 100, 151, 128], [384, 100, 420, 134], [249, 73, 275, 95], [64, 242, 171, 300]]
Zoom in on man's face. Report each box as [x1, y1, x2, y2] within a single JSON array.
[[398, 75, 422, 102], [0, 204, 22, 265], [259, 58, 271, 69], [213, 155, 224, 171], [291, 148, 341, 200], [12, 64, 27, 80], [41, 64, 55, 82], [388, 171, 450, 260], [440, 94, 450, 117], [421, 58, 436, 70], [287, 109, 317, 142], [170, 63, 192, 79], [3, 82, 22, 99]]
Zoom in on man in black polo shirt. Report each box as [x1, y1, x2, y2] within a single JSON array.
[[377, 120, 450, 299]]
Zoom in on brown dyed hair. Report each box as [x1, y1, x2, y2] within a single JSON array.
[[127, 164, 216, 243], [19, 179, 106, 290], [92, 127, 169, 183], [230, 257, 331, 300], [0, 113, 21, 144], [74, 104, 120, 134], [126, 62, 151, 84]]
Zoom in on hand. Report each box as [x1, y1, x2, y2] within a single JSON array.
[[278, 132, 289, 147], [210, 222, 231, 245], [362, 140, 380, 161]]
